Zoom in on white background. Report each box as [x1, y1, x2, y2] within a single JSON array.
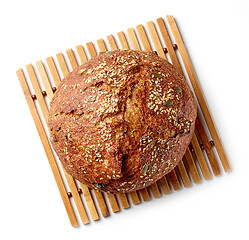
[[1, 0, 249, 239]]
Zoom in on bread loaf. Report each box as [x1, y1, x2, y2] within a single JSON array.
[[48, 49, 197, 193]]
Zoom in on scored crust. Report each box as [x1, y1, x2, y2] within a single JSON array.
[[48, 49, 197, 193]]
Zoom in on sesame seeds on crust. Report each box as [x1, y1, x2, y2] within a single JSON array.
[[48, 49, 197, 193]]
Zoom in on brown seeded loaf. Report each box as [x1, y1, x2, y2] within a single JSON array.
[[48, 49, 197, 193]]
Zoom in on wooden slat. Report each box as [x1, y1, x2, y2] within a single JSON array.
[[127, 28, 141, 50], [35, 61, 54, 101], [93, 191, 110, 217], [136, 24, 152, 52], [76, 45, 88, 64], [167, 170, 181, 190], [96, 39, 107, 52], [26, 64, 49, 122], [195, 115, 221, 176], [86, 42, 98, 57], [79, 183, 99, 221], [86, 42, 97, 58], [146, 21, 165, 58], [56, 53, 70, 78], [184, 148, 202, 184], [149, 183, 161, 198], [192, 134, 212, 180], [139, 188, 151, 201], [63, 172, 90, 224], [97, 39, 108, 52], [17, 69, 79, 227], [156, 17, 182, 72], [46, 57, 61, 88], [117, 32, 129, 49], [107, 35, 118, 50], [158, 176, 171, 194], [66, 49, 79, 70], [177, 160, 191, 187], [129, 192, 140, 205], [167, 15, 230, 172], [65, 49, 79, 71], [106, 193, 120, 213], [117, 193, 130, 209]]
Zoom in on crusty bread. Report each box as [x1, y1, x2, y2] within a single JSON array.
[[48, 49, 197, 193]]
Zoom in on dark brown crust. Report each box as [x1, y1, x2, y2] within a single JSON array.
[[48, 49, 197, 193]]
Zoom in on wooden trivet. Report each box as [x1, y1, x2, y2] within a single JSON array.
[[16, 15, 231, 227]]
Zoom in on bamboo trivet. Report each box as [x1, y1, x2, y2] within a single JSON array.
[[16, 15, 231, 227]]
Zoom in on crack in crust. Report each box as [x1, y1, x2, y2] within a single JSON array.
[[48, 49, 197, 193]]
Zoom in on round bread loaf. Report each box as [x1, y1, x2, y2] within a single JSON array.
[[48, 49, 197, 193]]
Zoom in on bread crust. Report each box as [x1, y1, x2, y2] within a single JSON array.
[[48, 49, 197, 193]]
